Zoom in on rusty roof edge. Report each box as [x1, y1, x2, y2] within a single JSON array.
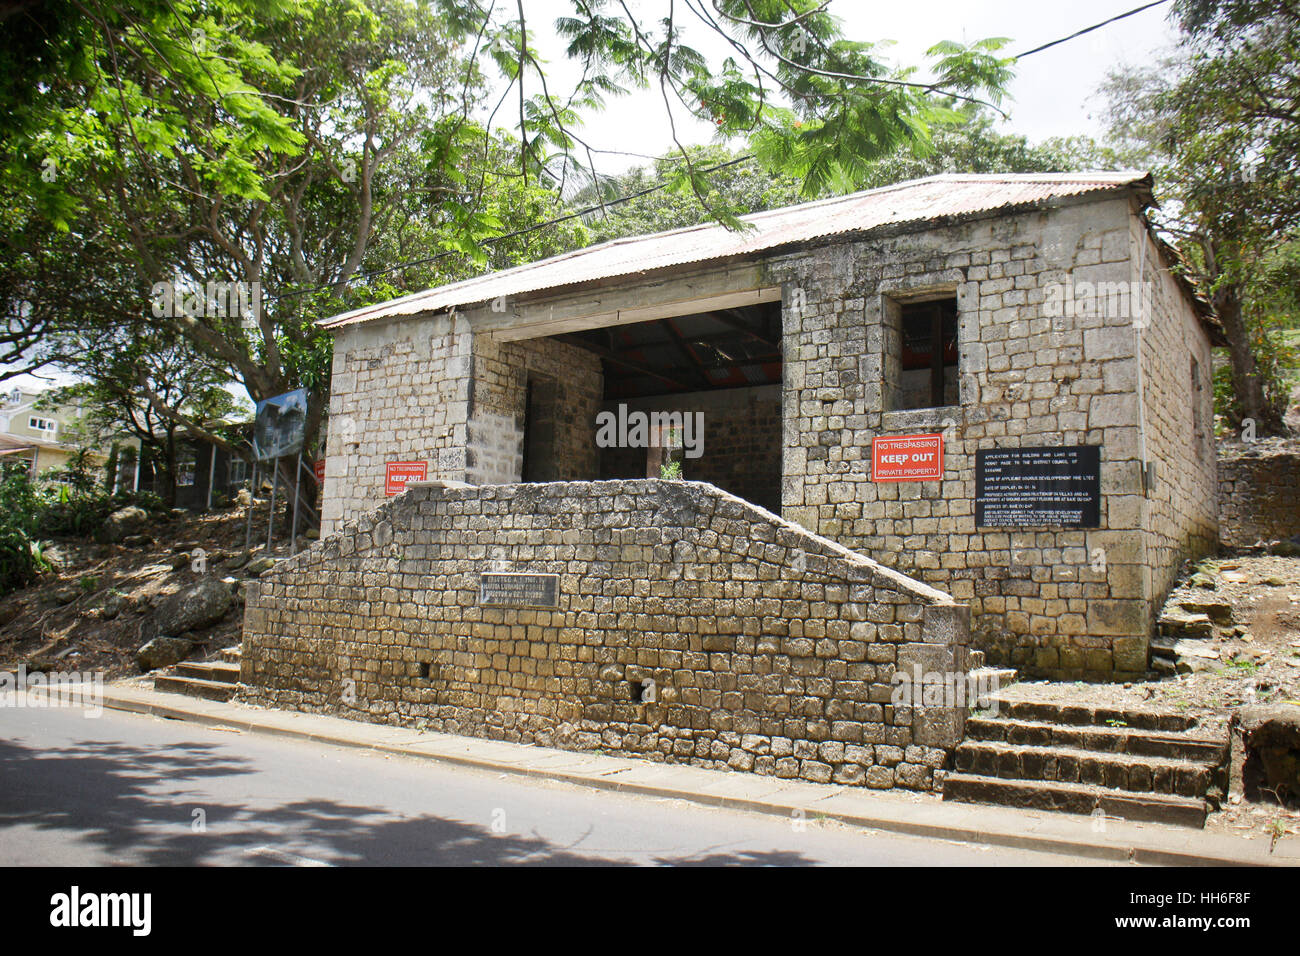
[[318, 171, 1153, 332]]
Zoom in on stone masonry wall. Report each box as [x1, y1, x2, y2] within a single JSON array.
[[321, 311, 472, 536], [767, 196, 1213, 680], [466, 333, 603, 485], [242, 479, 972, 791], [321, 314, 602, 536], [1131, 219, 1219, 626], [1218, 442, 1300, 548]]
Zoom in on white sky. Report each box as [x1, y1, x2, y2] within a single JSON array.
[[4, 1, 1180, 394], [520, 0, 1180, 172]]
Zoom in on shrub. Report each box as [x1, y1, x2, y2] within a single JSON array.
[[0, 521, 46, 596]]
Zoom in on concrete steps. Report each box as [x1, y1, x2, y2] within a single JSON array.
[[944, 697, 1228, 828], [153, 647, 242, 702]]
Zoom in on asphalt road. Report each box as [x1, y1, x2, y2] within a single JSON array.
[[0, 704, 1124, 866]]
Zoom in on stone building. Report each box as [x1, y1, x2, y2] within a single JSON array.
[[304, 172, 1219, 682]]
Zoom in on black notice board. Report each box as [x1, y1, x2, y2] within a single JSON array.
[[975, 445, 1102, 528]]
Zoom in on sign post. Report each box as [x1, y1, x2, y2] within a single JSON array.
[[244, 460, 258, 553], [266, 459, 278, 553], [289, 451, 304, 556]]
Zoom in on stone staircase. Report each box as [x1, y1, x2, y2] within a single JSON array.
[[966, 649, 1017, 688], [943, 697, 1230, 828], [153, 646, 242, 702]]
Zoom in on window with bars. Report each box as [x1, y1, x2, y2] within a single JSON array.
[[894, 297, 959, 410]]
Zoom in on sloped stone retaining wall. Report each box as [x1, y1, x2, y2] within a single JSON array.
[[1218, 442, 1300, 549], [241, 479, 971, 791]]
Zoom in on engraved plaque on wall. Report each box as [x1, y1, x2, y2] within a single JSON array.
[[975, 445, 1102, 528], [478, 572, 560, 608]]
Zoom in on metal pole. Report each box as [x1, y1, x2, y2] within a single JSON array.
[[290, 451, 303, 556], [266, 458, 278, 553], [205, 442, 217, 510], [244, 460, 258, 552]]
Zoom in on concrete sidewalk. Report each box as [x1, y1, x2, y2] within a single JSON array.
[[99, 681, 1298, 867]]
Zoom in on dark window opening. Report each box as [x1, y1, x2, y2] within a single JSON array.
[[897, 298, 959, 410]]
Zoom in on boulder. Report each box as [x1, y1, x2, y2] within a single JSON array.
[[244, 557, 278, 577], [1269, 536, 1300, 558], [136, 636, 194, 672], [153, 577, 233, 635], [99, 591, 128, 620], [99, 506, 149, 543], [1234, 705, 1300, 804]]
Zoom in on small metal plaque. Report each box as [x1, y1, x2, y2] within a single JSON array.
[[479, 573, 560, 608]]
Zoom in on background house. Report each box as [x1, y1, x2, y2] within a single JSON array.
[[0, 385, 125, 479]]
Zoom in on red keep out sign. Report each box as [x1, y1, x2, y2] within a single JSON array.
[[385, 460, 428, 496], [314, 459, 326, 488], [871, 433, 944, 482]]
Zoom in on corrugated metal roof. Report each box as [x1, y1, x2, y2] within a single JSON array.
[[319, 171, 1152, 330]]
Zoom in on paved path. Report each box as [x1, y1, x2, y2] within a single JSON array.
[[1, 705, 1119, 866]]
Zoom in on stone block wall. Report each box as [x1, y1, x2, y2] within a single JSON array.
[[466, 333, 603, 485], [1218, 441, 1300, 548], [767, 196, 1214, 680], [321, 311, 472, 536], [1131, 219, 1218, 623], [321, 312, 601, 536], [242, 479, 972, 791]]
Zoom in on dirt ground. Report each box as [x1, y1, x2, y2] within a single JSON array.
[[0, 500, 303, 679], [996, 552, 1300, 845]]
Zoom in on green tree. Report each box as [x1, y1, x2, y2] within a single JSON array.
[[2, 0, 1014, 501], [46, 330, 242, 506], [1100, 0, 1300, 434], [583, 113, 1118, 244]]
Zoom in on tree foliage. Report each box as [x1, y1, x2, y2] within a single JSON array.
[[1, 0, 1015, 504], [1100, 0, 1300, 433]]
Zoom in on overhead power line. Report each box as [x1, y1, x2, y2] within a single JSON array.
[[269, 2, 1175, 307], [1014, 0, 1171, 59]]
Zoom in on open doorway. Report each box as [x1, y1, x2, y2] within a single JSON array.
[[552, 300, 784, 513], [521, 374, 560, 482]]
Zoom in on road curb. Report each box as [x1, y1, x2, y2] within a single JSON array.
[[100, 688, 1297, 868]]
